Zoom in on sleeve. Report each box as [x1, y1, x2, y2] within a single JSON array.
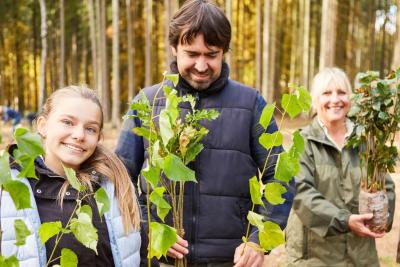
[[385, 173, 396, 232], [293, 140, 352, 238], [248, 94, 296, 244]]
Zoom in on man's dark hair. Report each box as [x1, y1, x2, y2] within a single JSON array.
[[169, 0, 231, 53]]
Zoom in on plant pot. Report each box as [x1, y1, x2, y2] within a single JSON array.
[[359, 189, 388, 232]]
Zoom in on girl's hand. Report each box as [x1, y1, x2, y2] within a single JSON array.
[[348, 213, 385, 238], [166, 235, 189, 259]]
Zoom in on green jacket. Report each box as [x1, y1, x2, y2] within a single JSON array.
[[286, 118, 396, 267]]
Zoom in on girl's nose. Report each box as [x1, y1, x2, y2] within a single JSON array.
[[71, 126, 85, 141]]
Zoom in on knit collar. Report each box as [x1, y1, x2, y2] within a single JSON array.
[[169, 61, 230, 96]]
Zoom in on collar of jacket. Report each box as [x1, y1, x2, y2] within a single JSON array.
[[169, 60, 230, 96]]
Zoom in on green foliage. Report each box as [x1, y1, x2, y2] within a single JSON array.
[[129, 74, 220, 263], [60, 248, 78, 267], [0, 255, 19, 267], [14, 219, 31, 246], [149, 222, 177, 259], [4, 180, 31, 210], [39, 221, 63, 244], [0, 151, 11, 185], [63, 166, 86, 192], [348, 69, 400, 191], [94, 187, 110, 219], [244, 84, 310, 253], [70, 205, 98, 254]]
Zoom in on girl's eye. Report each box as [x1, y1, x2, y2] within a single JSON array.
[[86, 127, 98, 134], [62, 119, 72, 126]]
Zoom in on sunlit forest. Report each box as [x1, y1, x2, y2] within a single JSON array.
[[1, 0, 399, 125]]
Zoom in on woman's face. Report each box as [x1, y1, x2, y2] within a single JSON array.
[[37, 96, 102, 175], [316, 82, 350, 125]]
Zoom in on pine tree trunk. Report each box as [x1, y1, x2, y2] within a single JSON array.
[[59, 0, 65, 88], [145, 0, 152, 86], [261, 0, 271, 103], [126, 0, 136, 102], [38, 0, 47, 108], [319, 0, 337, 70], [111, 0, 120, 127]]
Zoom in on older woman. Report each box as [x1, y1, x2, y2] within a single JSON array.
[[286, 68, 396, 266]]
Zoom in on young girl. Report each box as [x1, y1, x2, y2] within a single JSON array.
[[5, 86, 141, 266]]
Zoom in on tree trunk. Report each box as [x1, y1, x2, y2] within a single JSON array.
[[319, 0, 337, 70], [268, 0, 278, 101], [71, 32, 79, 84], [126, 0, 136, 102], [225, 0, 232, 67], [87, 0, 98, 90], [302, 0, 310, 89], [111, 0, 120, 127], [392, 0, 400, 69], [380, 0, 388, 77], [145, 0, 152, 86], [255, 0, 261, 91], [261, 0, 270, 102], [289, 1, 297, 83], [38, 0, 47, 109], [99, 0, 110, 121], [59, 0, 65, 88]]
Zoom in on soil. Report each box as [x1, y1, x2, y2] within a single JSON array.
[[2, 119, 400, 266]]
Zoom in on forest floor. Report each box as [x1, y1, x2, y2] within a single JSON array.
[[1, 118, 400, 266]]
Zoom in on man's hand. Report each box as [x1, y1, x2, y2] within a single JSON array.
[[233, 242, 264, 267], [348, 213, 385, 238], [166, 235, 189, 259]]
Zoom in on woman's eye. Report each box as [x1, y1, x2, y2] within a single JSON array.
[[61, 119, 72, 126]]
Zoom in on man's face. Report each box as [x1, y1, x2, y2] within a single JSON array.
[[172, 34, 224, 90]]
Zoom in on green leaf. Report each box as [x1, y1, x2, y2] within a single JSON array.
[[289, 131, 305, 159], [142, 165, 161, 188], [163, 154, 196, 182], [347, 105, 361, 117], [249, 176, 264, 206], [14, 128, 45, 157], [149, 187, 171, 222], [132, 127, 151, 139], [247, 211, 264, 231], [297, 87, 312, 112], [60, 248, 78, 267], [94, 188, 110, 219], [264, 182, 287, 205], [159, 110, 174, 146], [275, 152, 299, 183], [0, 255, 19, 267], [184, 143, 204, 164], [14, 219, 31, 246], [0, 151, 11, 185], [14, 153, 36, 179], [130, 102, 150, 113], [4, 180, 31, 210], [70, 206, 98, 254], [39, 221, 62, 244], [259, 132, 283, 150], [259, 221, 285, 251], [151, 141, 165, 169], [281, 94, 302, 118], [63, 166, 85, 192], [150, 222, 177, 259], [259, 103, 275, 129], [165, 74, 179, 87]]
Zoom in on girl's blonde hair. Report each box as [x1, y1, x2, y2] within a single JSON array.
[[39, 85, 140, 233], [311, 67, 352, 110]]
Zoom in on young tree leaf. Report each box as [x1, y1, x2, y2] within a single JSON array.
[[259, 221, 285, 251], [249, 176, 264, 206], [281, 94, 302, 118], [14, 128, 45, 157], [184, 143, 204, 165], [70, 208, 98, 254], [14, 219, 31, 246], [259, 103, 275, 129], [247, 211, 264, 231], [39, 221, 62, 244], [264, 182, 287, 205], [259, 132, 283, 150], [275, 152, 299, 183], [63, 166, 86, 192], [142, 165, 161, 189], [163, 154, 196, 182], [0, 151, 11, 185], [15, 154, 36, 179], [289, 130, 305, 159], [94, 188, 110, 219], [165, 74, 179, 87], [159, 110, 174, 146], [132, 127, 151, 139], [149, 187, 171, 222], [0, 255, 18, 267], [149, 222, 177, 259], [297, 87, 312, 112], [3, 180, 31, 210], [151, 141, 165, 169], [60, 248, 78, 267]]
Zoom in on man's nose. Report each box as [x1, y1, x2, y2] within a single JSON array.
[[194, 57, 208, 72]]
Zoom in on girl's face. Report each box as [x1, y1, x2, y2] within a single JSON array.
[[37, 96, 102, 175], [316, 82, 350, 126]]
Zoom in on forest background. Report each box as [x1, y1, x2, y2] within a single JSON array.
[[1, 0, 400, 266]]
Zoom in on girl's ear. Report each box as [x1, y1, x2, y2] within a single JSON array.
[[171, 46, 177, 56], [36, 116, 47, 138]]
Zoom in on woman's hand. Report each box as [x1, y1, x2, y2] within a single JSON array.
[[348, 213, 385, 238]]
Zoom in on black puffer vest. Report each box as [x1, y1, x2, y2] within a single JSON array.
[[140, 63, 259, 263]]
